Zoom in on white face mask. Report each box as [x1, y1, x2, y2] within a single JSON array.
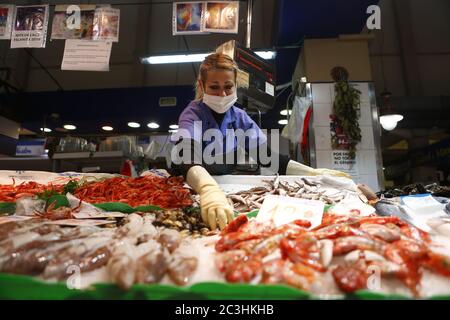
[[203, 92, 237, 114]]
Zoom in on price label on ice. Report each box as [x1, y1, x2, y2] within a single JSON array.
[[256, 195, 324, 228]]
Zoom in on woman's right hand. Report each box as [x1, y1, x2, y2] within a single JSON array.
[[198, 183, 234, 230], [187, 166, 234, 230]]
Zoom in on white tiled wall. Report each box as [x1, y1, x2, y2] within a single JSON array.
[[314, 126, 333, 150], [358, 126, 375, 150], [310, 82, 380, 191], [353, 83, 371, 102], [312, 103, 333, 126], [356, 150, 378, 175], [359, 102, 373, 126], [312, 83, 333, 103], [315, 150, 334, 168]]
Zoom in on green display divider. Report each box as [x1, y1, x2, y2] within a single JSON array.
[[189, 282, 310, 300], [1, 273, 449, 300], [47, 195, 70, 209], [0, 202, 16, 215], [0, 273, 77, 300], [352, 290, 450, 300], [351, 290, 410, 300], [429, 294, 450, 300], [235, 210, 259, 218], [0, 273, 309, 300], [0, 200, 163, 215], [93, 202, 162, 213]]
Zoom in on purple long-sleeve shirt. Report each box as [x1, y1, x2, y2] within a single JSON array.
[[176, 100, 267, 153]]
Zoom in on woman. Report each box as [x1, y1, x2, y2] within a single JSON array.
[[170, 53, 349, 230]]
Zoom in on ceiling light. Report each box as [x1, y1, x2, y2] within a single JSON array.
[[380, 114, 403, 131], [147, 122, 160, 129], [141, 50, 276, 65], [63, 124, 76, 130], [169, 129, 178, 133], [40, 127, 52, 133], [169, 124, 179, 130], [127, 122, 141, 128], [141, 53, 211, 64], [278, 119, 288, 125], [280, 109, 292, 116], [255, 51, 276, 60], [379, 90, 403, 131], [102, 126, 113, 131]]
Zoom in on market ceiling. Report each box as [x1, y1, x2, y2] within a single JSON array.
[[10, 0, 379, 135]]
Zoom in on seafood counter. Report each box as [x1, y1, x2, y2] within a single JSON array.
[[0, 171, 450, 299]]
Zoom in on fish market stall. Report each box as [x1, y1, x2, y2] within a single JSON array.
[[0, 170, 450, 300]]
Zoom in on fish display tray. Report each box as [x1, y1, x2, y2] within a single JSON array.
[[1, 174, 449, 300]]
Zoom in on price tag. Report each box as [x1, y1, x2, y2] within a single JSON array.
[[256, 195, 324, 228]]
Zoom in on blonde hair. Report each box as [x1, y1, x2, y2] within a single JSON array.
[[194, 53, 238, 100]]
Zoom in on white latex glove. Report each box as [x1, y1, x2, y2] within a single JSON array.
[[286, 160, 351, 179], [186, 166, 234, 230]]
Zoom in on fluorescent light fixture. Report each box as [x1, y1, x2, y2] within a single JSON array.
[[169, 129, 178, 133], [142, 53, 210, 64], [127, 122, 141, 128], [380, 114, 403, 131], [278, 119, 288, 125], [142, 50, 276, 65], [102, 126, 113, 131], [40, 127, 52, 133], [280, 109, 292, 116], [147, 122, 160, 129], [255, 51, 276, 60], [63, 124, 76, 130], [169, 124, 179, 130]]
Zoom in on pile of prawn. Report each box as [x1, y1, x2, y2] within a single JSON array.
[[1, 175, 193, 210], [74, 175, 193, 209], [0, 180, 64, 202], [215, 213, 450, 297]]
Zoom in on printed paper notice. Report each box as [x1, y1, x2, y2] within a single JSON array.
[[0, 5, 14, 40], [61, 39, 112, 71], [10, 5, 49, 48], [92, 7, 120, 42]]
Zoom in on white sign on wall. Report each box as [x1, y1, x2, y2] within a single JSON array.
[[331, 150, 359, 181]]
